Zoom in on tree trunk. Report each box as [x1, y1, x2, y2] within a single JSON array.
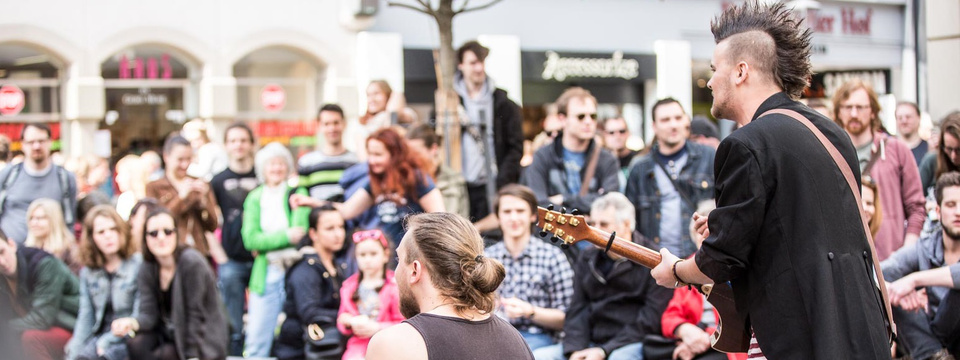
[[434, 0, 461, 170]]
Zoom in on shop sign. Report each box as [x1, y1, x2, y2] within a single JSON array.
[[121, 88, 169, 106], [0, 85, 25, 116], [118, 53, 174, 79], [807, 7, 873, 36], [541, 51, 640, 82], [261, 84, 286, 112], [805, 69, 889, 98]]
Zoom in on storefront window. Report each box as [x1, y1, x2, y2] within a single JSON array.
[[234, 46, 326, 158], [0, 44, 64, 154], [101, 46, 196, 157]]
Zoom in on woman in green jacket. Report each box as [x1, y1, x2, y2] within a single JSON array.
[[241, 142, 310, 357]]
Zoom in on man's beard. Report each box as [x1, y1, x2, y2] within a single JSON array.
[[711, 97, 730, 120], [944, 223, 960, 242], [845, 119, 869, 136], [398, 281, 420, 319]]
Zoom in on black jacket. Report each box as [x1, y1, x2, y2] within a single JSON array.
[[694, 92, 891, 359], [275, 252, 348, 360], [457, 88, 524, 188], [524, 136, 620, 212], [563, 231, 672, 356], [137, 248, 228, 360]]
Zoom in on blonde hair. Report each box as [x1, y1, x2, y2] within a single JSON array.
[[25, 198, 76, 259], [116, 154, 147, 199], [404, 213, 505, 316]]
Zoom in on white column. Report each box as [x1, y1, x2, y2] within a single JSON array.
[[478, 35, 523, 104], [654, 40, 693, 116], [61, 63, 105, 158]]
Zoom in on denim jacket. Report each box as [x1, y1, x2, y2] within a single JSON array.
[[65, 253, 142, 359], [624, 142, 715, 258]]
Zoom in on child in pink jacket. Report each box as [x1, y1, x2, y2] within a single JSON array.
[[336, 229, 404, 360]]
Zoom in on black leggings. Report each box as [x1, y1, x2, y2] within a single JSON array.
[[126, 331, 179, 360]]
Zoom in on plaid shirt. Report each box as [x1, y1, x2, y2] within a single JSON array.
[[485, 236, 574, 337]]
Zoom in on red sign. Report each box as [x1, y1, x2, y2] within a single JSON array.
[[260, 85, 286, 112], [0, 85, 25, 116]]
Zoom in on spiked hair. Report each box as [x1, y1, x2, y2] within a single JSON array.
[[711, 1, 813, 99]]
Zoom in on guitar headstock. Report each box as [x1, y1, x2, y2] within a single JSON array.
[[536, 205, 590, 246]]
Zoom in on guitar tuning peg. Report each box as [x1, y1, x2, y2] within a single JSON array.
[[538, 229, 548, 238], [561, 207, 567, 214], [560, 243, 570, 249], [549, 236, 560, 243], [571, 209, 580, 216], [547, 204, 555, 211]]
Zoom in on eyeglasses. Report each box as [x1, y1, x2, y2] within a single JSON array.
[[575, 113, 598, 121], [146, 228, 176, 238], [606, 129, 627, 135], [839, 104, 871, 113], [21, 139, 50, 146], [352, 229, 389, 247], [945, 146, 960, 156]]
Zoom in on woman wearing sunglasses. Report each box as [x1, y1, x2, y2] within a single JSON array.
[[336, 229, 403, 360], [240, 142, 311, 357], [123, 208, 227, 360]]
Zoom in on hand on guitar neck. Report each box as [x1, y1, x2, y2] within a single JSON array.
[[536, 206, 751, 353]]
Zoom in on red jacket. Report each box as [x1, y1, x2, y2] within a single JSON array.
[[337, 270, 405, 359], [661, 285, 747, 360]]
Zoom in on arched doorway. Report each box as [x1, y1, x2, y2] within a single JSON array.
[[233, 45, 326, 158], [0, 43, 66, 160], [100, 45, 200, 158]]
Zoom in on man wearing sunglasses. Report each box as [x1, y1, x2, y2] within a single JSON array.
[[833, 79, 924, 260], [625, 98, 715, 259], [525, 87, 620, 214]]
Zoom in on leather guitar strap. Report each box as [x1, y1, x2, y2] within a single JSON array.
[[761, 108, 897, 341], [579, 144, 602, 197]]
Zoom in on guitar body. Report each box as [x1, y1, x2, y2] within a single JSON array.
[[536, 206, 750, 353], [701, 283, 750, 352]]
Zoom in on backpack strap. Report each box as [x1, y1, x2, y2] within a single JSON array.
[[55, 166, 74, 225], [0, 163, 23, 218]]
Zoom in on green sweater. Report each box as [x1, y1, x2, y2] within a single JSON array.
[[241, 185, 310, 295], [4, 248, 80, 333]]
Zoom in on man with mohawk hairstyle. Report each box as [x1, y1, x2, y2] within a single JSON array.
[[650, 2, 894, 359]]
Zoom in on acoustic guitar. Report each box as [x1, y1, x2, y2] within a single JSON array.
[[535, 206, 750, 353]]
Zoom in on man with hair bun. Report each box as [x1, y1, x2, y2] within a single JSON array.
[[651, 2, 893, 358], [366, 212, 534, 360]]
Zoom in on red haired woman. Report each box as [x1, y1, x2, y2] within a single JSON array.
[[294, 128, 444, 247]]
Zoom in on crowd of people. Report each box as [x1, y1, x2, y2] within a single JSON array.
[[2, 2, 960, 360]]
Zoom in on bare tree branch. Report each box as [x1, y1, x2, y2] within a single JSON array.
[[455, 0, 502, 14], [415, 0, 430, 10], [457, 0, 472, 13], [388, 0, 435, 16]]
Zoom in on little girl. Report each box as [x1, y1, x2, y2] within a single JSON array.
[[336, 229, 404, 360]]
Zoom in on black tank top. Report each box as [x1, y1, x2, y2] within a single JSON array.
[[405, 313, 535, 360]]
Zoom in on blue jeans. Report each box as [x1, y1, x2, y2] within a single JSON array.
[[533, 342, 644, 360], [244, 264, 286, 357], [218, 260, 252, 356], [519, 330, 556, 351]]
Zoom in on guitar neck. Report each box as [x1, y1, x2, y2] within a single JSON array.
[[582, 229, 661, 269]]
